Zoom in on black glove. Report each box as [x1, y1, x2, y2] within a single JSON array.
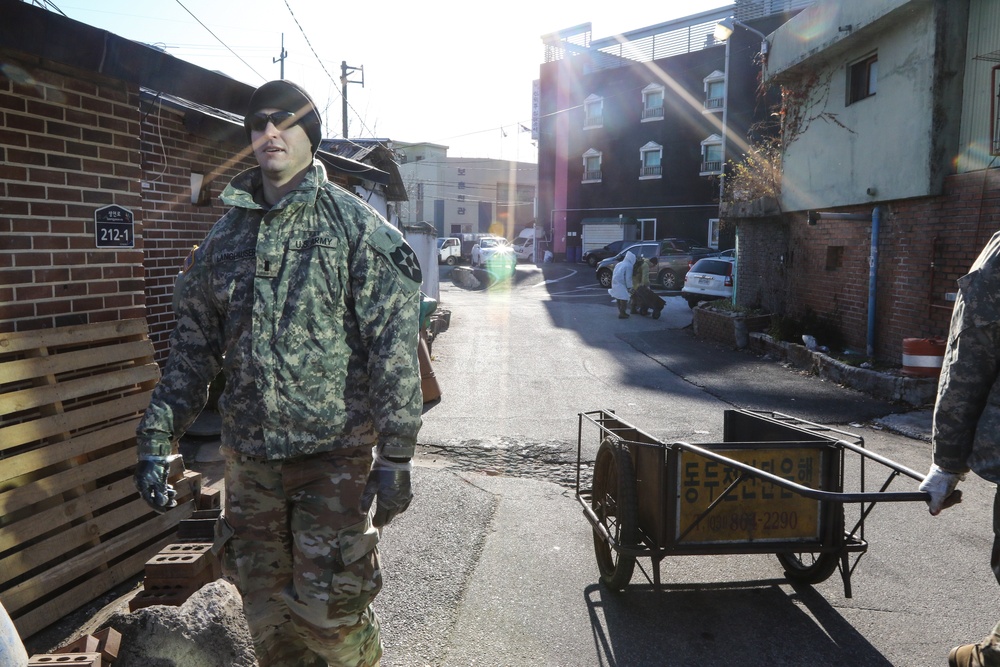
[[361, 453, 413, 528], [134, 456, 178, 513]]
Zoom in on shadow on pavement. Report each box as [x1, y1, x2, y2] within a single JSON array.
[[585, 579, 893, 666]]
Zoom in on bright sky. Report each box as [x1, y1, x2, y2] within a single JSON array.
[[57, 0, 732, 162]]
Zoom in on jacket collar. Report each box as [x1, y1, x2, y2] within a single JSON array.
[[221, 159, 328, 210]]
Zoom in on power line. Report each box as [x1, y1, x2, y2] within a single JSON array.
[[172, 0, 266, 82], [282, 0, 378, 145]]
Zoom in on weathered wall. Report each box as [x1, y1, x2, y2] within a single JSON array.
[[736, 169, 1000, 362], [0, 51, 253, 364], [0, 55, 146, 334]]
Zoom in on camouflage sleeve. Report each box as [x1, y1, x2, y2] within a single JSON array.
[[136, 246, 224, 458], [353, 218, 423, 460], [931, 282, 1000, 472]]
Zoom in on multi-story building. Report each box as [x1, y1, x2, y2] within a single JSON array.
[[535, 3, 810, 261], [733, 0, 999, 362], [394, 141, 538, 240]]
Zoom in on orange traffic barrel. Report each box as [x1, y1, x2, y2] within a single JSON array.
[[901, 337, 946, 378]]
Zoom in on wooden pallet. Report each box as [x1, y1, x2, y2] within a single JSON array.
[[0, 319, 198, 639]]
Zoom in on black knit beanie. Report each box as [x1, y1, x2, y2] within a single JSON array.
[[244, 79, 322, 154]]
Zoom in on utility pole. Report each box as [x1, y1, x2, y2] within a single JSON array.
[[273, 33, 287, 79], [340, 61, 364, 139]]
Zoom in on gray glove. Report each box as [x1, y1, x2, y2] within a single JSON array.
[[918, 464, 964, 515], [134, 455, 179, 513], [361, 450, 413, 528]]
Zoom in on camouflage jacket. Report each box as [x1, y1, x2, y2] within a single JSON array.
[[932, 231, 1000, 483], [137, 161, 423, 461]]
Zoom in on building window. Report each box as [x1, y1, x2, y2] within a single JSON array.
[[642, 84, 665, 121], [700, 135, 723, 175], [639, 142, 663, 179], [584, 95, 603, 129], [639, 218, 662, 239], [992, 66, 1000, 155], [848, 53, 878, 104], [708, 218, 720, 249], [826, 246, 844, 270], [582, 148, 602, 183], [703, 70, 726, 111]]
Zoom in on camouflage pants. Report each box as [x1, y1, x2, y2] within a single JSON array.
[[993, 487, 1000, 587], [215, 445, 382, 667]]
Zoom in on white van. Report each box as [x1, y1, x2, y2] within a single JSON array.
[[512, 229, 547, 262]]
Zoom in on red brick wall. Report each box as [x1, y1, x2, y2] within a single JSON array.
[[0, 58, 145, 333], [0, 52, 254, 363], [736, 170, 1000, 363], [138, 101, 253, 362]]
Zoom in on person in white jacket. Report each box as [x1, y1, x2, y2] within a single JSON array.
[[608, 251, 637, 319]]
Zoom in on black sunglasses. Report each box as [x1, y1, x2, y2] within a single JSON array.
[[248, 111, 300, 132]]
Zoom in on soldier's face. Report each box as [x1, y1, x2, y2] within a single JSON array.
[[250, 107, 313, 183]]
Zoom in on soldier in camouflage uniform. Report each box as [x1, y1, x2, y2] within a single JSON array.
[[134, 80, 423, 667], [920, 231, 1000, 667]]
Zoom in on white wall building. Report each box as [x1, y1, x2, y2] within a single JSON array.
[[395, 141, 538, 239]]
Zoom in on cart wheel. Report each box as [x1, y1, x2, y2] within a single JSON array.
[[591, 436, 638, 591], [776, 551, 840, 584]]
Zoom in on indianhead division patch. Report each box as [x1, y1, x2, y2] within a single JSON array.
[[368, 224, 423, 289], [390, 243, 423, 285]]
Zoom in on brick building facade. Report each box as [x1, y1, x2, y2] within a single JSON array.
[[736, 169, 998, 362], [0, 1, 259, 363], [0, 50, 252, 363]]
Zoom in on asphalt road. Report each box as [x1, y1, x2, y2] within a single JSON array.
[[372, 260, 997, 667]]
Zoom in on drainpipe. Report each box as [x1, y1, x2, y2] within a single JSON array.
[[867, 206, 880, 358], [807, 207, 881, 357]]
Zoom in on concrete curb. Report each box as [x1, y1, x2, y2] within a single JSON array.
[[748, 332, 939, 408]]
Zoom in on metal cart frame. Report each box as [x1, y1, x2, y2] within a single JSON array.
[[576, 409, 929, 597]]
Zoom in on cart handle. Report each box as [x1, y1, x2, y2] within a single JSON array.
[[672, 440, 930, 504]]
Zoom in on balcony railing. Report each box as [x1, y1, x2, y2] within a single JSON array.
[[700, 160, 722, 174], [584, 115, 603, 127], [704, 97, 724, 110], [583, 170, 603, 182], [641, 106, 665, 120], [641, 165, 662, 177]]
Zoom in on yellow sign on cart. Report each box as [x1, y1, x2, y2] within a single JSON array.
[[676, 447, 824, 544]]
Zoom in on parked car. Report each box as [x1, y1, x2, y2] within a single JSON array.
[[595, 239, 718, 290], [681, 256, 736, 307], [583, 239, 635, 267], [471, 236, 516, 272]]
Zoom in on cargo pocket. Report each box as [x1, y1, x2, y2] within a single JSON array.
[[332, 520, 382, 616], [286, 519, 382, 627], [212, 515, 239, 589]]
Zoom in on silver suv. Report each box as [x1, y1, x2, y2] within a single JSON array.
[[595, 238, 717, 290]]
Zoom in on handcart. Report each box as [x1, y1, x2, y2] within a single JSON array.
[[576, 409, 930, 598]]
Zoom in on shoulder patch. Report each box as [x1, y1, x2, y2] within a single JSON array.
[[182, 244, 199, 273], [367, 224, 423, 287]]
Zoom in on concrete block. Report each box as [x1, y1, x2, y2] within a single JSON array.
[[129, 582, 201, 611], [147, 544, 218, 582], [197, 485, 221, 510], [28, 653, 102, 666], [91, 628, 121, 664], [54, 636, 99, 654]]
